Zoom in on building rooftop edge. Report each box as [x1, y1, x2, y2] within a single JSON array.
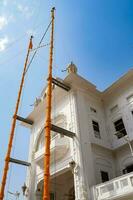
[[64, 68, 133, 95], [102, 68, 133, 95]]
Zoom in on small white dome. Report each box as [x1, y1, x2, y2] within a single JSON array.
[[67, 62, 77, 74]]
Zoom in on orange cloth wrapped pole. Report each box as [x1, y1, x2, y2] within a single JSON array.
[[43, 7, 55, 200], [0, 36, 33, 200]]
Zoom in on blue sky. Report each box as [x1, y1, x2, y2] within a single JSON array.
[[0, 0, 133, 199]]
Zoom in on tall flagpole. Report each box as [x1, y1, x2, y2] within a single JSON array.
[[0, 36, 33, 200], [43, 7, 55, 200]]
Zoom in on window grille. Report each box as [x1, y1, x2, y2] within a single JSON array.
[[92, 120, 101, 139], [114, 118, 127, 139]]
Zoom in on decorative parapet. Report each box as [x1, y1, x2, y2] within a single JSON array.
[[91, 172, 133, 200]]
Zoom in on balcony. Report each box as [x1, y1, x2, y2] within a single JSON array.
[[91, 172, 133, 200], [34, 135, 70, 163]]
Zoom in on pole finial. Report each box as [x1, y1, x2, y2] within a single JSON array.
[[51, 7, 55, 17], [51, 7, 55, 11], [29, 35, 33, 50]]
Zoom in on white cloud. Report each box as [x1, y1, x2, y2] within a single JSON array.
[[3, 0, 16, 6], [0, 15, 14, 30], [0, 36, 9, 52], [0, 16, 8, 30], [17, 4, 34, 19]]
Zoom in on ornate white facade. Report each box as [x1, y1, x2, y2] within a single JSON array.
[[23, 64, 133, 200]]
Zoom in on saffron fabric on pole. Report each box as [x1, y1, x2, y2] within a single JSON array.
[[0, 36, 33, 200], [43, 7, 55, 200]]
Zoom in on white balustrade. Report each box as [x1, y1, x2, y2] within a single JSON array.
[[92, 172, 133, 200]]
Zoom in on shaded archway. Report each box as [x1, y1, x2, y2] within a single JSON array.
[[36, 170, 75, 200]]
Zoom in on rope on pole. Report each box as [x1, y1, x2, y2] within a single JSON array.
[[25, 21, 52, 74]]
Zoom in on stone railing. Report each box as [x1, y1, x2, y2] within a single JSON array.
[[91, 172, 133, 200]]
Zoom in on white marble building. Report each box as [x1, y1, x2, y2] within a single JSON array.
[[23, 63, 133, 200]]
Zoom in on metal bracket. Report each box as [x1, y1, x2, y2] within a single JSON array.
[[51, 124, 75, 138], [9, 157, 31, 167], [52, 78, 71, 91], [15, 115, 33, 125]]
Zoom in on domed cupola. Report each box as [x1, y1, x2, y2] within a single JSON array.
[[67, 62, 78, 74]]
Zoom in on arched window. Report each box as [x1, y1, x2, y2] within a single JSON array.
[[35, 114, 66, 152], [36, 128, 45, 152]]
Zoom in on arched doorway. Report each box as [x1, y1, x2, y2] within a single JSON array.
[[36, 170, 75, 200]]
